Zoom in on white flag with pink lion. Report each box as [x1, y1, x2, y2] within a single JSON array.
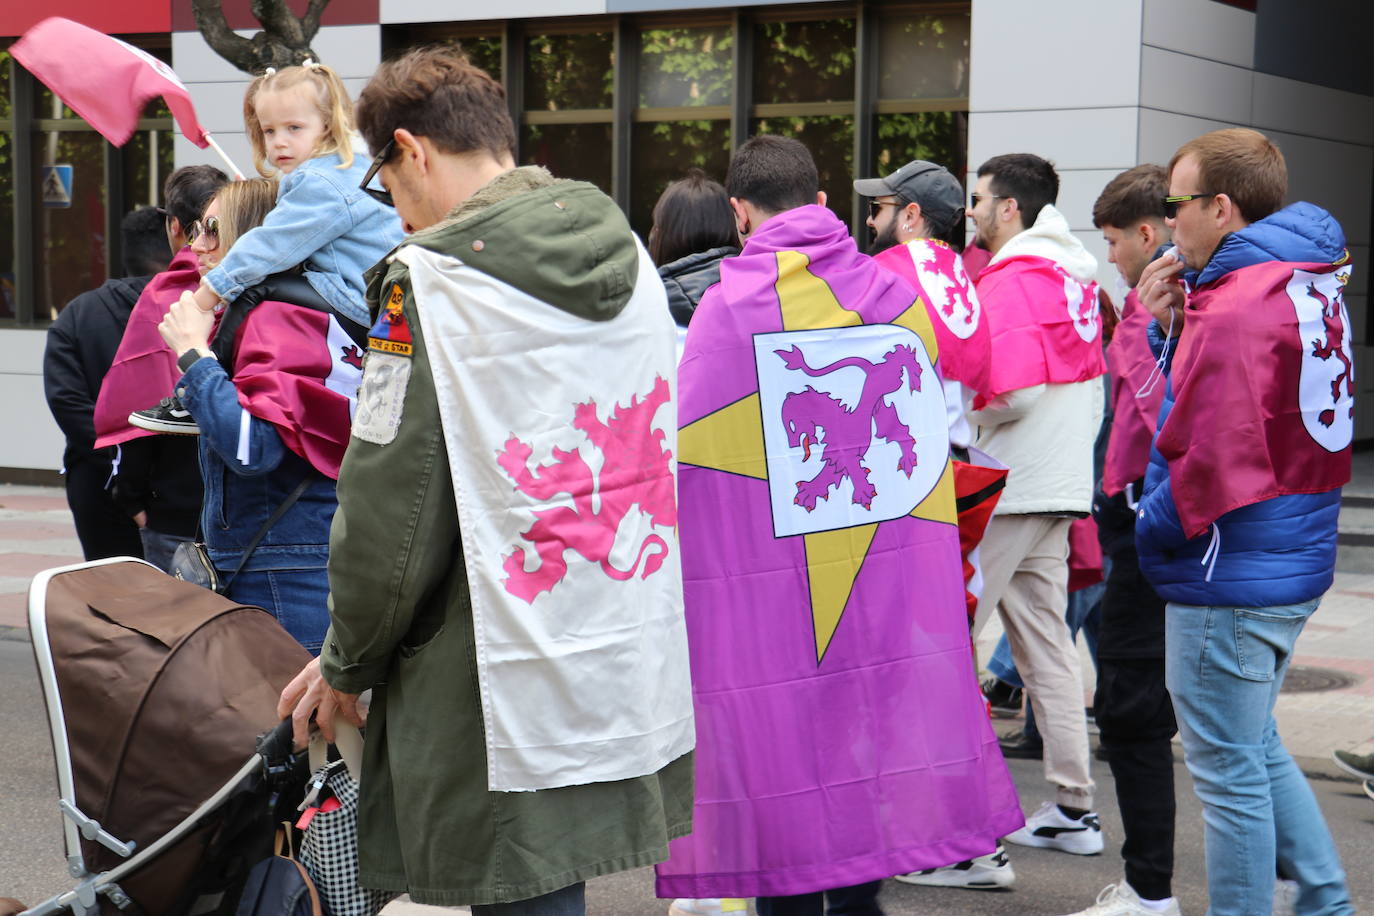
[[395, 240, 693, 792]]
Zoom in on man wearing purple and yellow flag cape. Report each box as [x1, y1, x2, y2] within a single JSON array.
[[656, 136, 1022, 913]]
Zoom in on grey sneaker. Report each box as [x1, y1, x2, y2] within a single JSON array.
[[1332, 749, 1374, 781], [129, 395, 200, 435]]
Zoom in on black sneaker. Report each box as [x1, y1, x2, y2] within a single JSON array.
[[982, 676, 1023, 718], [998, 730, 1044, 759], [129, 396, 200, 435]]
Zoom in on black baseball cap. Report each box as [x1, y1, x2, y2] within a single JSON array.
[[853, 160, 965, 232]]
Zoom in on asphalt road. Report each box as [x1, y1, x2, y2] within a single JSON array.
[[2, 633, 1371, 914]]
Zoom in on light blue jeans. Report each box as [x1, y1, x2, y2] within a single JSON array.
[[1165, 599, 1352, 916]]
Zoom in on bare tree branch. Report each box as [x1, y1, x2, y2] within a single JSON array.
[[193, 0, 331, 75], [191, 0, 255, 66], [301, 0, 329, 44]]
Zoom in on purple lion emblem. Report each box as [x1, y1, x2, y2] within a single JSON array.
[[776, 343, 922, 511]]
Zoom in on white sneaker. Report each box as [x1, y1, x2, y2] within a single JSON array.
[[1058, 882, 1181, 915], [892, 844, 1015, 889], [668, 900, 748, 916], [1004, 801, 1104, 855]]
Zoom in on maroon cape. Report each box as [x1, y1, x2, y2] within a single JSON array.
[[1101, 290, 1165, 496], [1157, 258, 1354, 538]]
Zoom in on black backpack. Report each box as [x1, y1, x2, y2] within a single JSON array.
[[235, 829, 322, 916]]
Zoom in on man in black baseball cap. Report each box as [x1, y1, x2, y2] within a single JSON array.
[[853, 159, 966, 254]]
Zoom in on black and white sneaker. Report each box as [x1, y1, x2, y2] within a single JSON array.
[[129, 396, 200, 435], [981, 676, 1023, 718], [1005, 802, 1104, 855], [893, 844, 1015, 889]]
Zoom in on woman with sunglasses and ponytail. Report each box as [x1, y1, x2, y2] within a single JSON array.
[[153, 178, 367, 655]]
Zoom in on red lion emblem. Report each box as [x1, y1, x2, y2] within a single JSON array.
[[496, 376, 676, 604], [1307, 279, 1354, 428]]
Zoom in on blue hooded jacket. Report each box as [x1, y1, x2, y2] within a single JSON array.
[[1136, 202, 1347, 607]]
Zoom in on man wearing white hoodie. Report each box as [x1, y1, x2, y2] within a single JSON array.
[[967, 153, 1106, 856]]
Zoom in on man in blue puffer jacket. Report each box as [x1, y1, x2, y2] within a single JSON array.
[[1136, 128, 1354, 916]]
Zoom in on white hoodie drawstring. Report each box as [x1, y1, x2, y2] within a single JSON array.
[[1135, 307, 1175, 401], [237, 411, 252, 465], [105, 443, 122, 490], [1200, 522, 1222, 582]]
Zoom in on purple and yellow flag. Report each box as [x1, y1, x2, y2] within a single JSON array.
[[656, 206, 1022, 898]]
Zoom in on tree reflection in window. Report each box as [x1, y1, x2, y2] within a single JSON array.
[[526, 32, 613, 111]]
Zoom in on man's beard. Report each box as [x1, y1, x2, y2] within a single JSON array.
[[870, 219, 901, 254]]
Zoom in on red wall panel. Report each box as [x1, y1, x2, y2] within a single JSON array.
[[2, 0, 171, 39]]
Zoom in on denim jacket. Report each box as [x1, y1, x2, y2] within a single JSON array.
[[178, 352, 337, 574], [203, 151, 403, 327]]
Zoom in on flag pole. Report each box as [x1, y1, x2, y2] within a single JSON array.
[[203, 133, 246, 180]]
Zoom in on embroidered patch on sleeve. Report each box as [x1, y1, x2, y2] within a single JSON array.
[[368, 283, 414, 357], [352, 351, 411, 445]]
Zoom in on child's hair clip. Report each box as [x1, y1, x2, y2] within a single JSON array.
[[264, 67, 277, 76], [303, 58, 318, 69]]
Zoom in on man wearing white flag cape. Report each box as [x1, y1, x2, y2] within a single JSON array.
[[279, 47, 694, 913]]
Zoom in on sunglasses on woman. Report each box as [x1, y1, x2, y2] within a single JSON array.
[[187, 215, 220, 249]]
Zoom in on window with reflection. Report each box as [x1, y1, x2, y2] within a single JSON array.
[[878, 10, 971, 101], [753, 18, 856, 105], [874, 111, 968, 181], [639, 25, 733, 108], [30, 131, 108, 320], [753, 116, 854, 225], [630, 120, 731, 239], [521, 123, 613, 191], [525, 31, 613, 111]]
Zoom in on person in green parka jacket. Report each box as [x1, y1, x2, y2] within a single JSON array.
[[277, 46, 694, 913]]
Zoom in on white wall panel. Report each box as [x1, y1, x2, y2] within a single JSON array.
[[969, 0, 1142, 112], [1143, 0, 1254, 68], [380, 0, 605, 23], [0, 331, 64, 472], [1140, 45, 1252, 125], [1136, 108, 1237, 168], [1265, 130, 1372, 247], [965, 108, 1138, 173]]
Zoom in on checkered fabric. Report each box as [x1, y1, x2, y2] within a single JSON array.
[[299, 760, 396, 916]]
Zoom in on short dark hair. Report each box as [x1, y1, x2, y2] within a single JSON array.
[[120, 206, 172, 277], [648, 169, 737, 266], [1168, 128, 1286, 224], [356, 45, 516, 159], [977, 153, 1059, 231], [1093, 164, 1168, 229], [725, 135, 818, 215], [163, 164, 229, 234]]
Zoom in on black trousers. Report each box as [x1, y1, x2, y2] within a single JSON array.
[[65, 457, 143, 562], [1095, 656, 1178, 901], [755, 881, 883, 916]]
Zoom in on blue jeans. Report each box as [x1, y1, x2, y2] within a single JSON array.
[[139, 527, 189, 574], [1165, 600, 1352, 916], [226, 566, 331, 656], [470, 882, 585, 915]]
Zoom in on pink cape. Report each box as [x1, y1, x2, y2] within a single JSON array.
[[93, 249, 202, 448], [1158, 258, 1353, 538], [1101, 290, 1165, 496], [873, 240, 992, 397], [973, 254, 1105, 408]]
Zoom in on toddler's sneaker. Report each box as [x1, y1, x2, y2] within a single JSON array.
[[668, 899, 748, 916], [1058, 882, 1180, 915], [1004, 801, 1104, 855], [129, 395, 200, 435], [893, 844, 1015, 889]]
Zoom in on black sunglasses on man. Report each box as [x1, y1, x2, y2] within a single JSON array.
[[359, 138, 397, 208]]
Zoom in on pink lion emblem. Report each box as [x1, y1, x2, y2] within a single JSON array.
[[776, 344, 922, 511], [496, 376, 676, 604]]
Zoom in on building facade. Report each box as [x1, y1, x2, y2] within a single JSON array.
[[1, 0, 1371, 475]]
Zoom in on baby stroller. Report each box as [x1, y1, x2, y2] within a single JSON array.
[[12, 558, 313, 916]]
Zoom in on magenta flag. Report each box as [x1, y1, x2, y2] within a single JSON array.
[[12, 17, 209, 148], [1101, 289, 1165, 497], [656, 206, 1022, 898], [233, 300, 362, 480], [94, 249, 202, 449], [874, 239, 992, 398], [973, 254, 1105, 408], [1158, 258, 1354, 538]]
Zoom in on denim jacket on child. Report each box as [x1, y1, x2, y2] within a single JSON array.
[[203, 151, 403, 327]]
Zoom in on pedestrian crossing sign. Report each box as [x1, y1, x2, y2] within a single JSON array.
[[42, 165, 73, 208]]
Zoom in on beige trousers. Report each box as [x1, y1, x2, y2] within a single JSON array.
[[973, 514, 1095, 809]]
